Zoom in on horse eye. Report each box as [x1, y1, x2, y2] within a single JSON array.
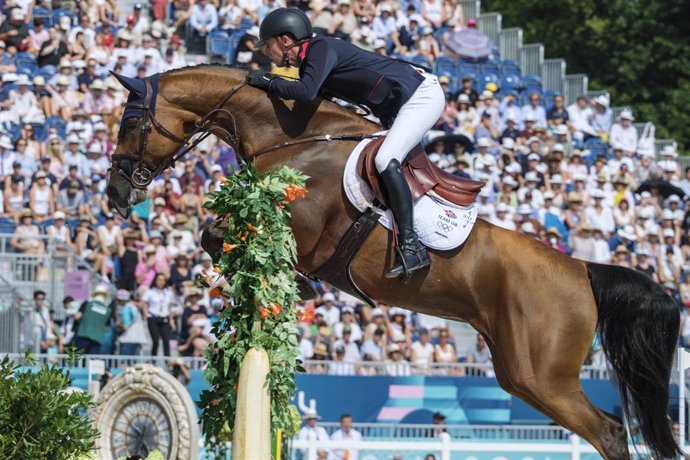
[[125, 119, 139, 130]]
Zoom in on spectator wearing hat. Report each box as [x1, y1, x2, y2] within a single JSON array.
[[490, 202, 516, 231], [56, 179, 85, 220], [372, 4, 397, 39], [136, 243, 168, 289], [454, 75, 478, 106], [169, 214, 197, 255], [585, 189, 615, 238], [590, 95, 612, 138], [333, 305, 363, 341], [385, 343, 411, 376], [500, 96, 522, 135], [387, 306, 411, 344], [83, 79, 114, 116], [634, 248, 658, 282], [46, 210, 74, 252], [569, 223, 595, 261], [298, 410, 330, 457], [329, 345, 357, 375], [521, 92, 547, 129], [609, 110, 637, 156], [29, 169, 55, 222], [114, 289, 147, 356], [46, 73, 79, 120], [316, 292, 341, 327], [98, 212, 124, 258], [73, 285, 112, 354], [6, 74, 44, 124], [332, 323, 360, 361], [0, 8, 29, 53], [453, 93, 478, 136], [62, 134, 91, 178]]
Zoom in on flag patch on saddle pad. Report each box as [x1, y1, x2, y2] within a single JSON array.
[[343, 135, 477, 251]]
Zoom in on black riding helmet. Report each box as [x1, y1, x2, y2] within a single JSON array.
[[257, 8, 313, 47]]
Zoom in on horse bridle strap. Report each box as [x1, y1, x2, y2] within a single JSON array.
[[112, 78, 247, 190]]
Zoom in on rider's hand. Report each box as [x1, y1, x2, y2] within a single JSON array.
[[246, 70, 276, 90]]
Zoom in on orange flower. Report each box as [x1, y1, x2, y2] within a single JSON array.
[[212, 266, 222, 273], [296, 308, 315, 323], [222, 242, 238, 253], [247, 223, 257, 231], [209, 287, 222, 298], [210, 398, 221, 406], [218, 176, 228, 184], [233, 384, 238, 393], [270, 303, 282, 317], [284, 184, 308, 203], [259, 307, 270, 319]]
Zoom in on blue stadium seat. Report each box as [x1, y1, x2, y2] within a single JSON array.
[[500, 60, 521, 77], [32, 7, 51, 26], [239, 17, 254, 29], [16, 52, 38, 76], [457, 63, 478, 79], [584, 137, 608, 161], [434, 56, 457, 77], [35, 66, 57, 79], [52, 8, 73, 28], [29, 122, 46, 141], [479, 71, 499, 90], [207, 30, 231, 57], [45, 117, 67, 139], [226, 30, 246, 64], [521, 75, 542, 95], [410, 55, 432, 70], [500, 74, 520, 92]]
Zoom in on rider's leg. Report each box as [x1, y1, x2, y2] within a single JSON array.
[[375, 72, 445, 278]]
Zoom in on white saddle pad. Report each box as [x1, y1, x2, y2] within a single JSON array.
[[343, 134, 478, 251]]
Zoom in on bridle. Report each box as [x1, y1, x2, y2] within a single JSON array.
[[110, 77, 246, 190], [110, 74, 378, 193]]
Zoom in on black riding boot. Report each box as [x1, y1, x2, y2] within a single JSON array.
[[380, 159, 430, 279]]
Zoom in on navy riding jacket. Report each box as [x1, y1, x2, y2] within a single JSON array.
[[269, 34, 424, 126]]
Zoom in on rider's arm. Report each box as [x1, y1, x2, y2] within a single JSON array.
[[269, 39, 337, 101]]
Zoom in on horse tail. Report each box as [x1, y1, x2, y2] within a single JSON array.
[[586, 262, 681, 459]]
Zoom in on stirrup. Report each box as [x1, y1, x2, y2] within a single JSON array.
[[385, 244, 430, 283]]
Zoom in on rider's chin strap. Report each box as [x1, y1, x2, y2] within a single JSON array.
[[280, 37, 310, 67]]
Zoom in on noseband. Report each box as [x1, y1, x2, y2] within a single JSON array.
[[110, 77, 246, 190]]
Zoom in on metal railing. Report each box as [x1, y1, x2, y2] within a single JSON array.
[[4, 353, 613, 379], [0, 275, 35, 353], [541, 58, 566, 93], [314, 422, 572, 440], [478, 12, 502, 45], [519, 43, 544, 77], [499, 27, 523, 62], [459, 0, 480, 21], [563, 74, 588, 105], [0, 233, 109, 321]]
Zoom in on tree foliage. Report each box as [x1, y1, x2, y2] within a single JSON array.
[[484, 0, 690, 148], [0, 350, 99, 460]]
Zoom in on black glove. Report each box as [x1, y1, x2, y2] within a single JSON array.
[[246, 70, 276, 90]]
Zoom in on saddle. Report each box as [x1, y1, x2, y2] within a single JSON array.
[[358, 136, 485, 207]]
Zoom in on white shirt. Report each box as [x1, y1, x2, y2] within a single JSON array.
[[567, 103, 596, 136], [316, 305, 340, 327], [521, 104, 547, 128], [411, 341, 434, 365], [333, 321, 363, 342], [298, 425, 330, 457], [141, 288, 174, 318], [331, 428, 363, 460], [609, 123, 638, 153]]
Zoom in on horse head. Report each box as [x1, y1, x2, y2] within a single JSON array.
[[106, 68, 248, 217]]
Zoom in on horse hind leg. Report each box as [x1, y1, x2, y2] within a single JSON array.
[[489, 344, 629, 459]]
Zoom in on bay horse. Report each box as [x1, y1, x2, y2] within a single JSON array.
[[106, 65, 680, 459]]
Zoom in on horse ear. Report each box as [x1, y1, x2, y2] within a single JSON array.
[[109, 71, 146, 97]]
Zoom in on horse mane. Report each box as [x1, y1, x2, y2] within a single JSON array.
[[161, 64, 379, 129]]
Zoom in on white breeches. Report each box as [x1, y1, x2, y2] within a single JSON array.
[[374, 72, 446, 172]]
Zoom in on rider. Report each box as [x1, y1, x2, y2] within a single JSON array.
[[246, 8, 445, 279]]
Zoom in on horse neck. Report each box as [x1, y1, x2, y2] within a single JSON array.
[[160, 67, 376, 160]]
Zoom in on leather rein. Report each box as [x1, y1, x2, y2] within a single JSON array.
[[111, 75, 377, 191]]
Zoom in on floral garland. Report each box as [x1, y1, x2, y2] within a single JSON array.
[[197, 165, 308, 447]]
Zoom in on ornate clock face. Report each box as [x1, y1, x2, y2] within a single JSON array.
[[110, 398, 172, 459]]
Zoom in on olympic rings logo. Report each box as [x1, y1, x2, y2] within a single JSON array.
[[437, 221, 454, 233]]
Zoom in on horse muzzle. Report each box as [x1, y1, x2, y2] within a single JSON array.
[[107, 170, 147, 218]]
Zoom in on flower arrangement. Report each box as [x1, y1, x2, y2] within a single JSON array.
[[197, 165, 308, 447]]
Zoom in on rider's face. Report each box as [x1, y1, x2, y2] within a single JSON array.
[[264, 36, 298, 67]]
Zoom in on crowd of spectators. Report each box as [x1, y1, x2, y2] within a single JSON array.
[[5, 0, 688, 370]]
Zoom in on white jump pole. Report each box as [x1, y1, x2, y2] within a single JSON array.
[[232, 348, 271, 460]]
